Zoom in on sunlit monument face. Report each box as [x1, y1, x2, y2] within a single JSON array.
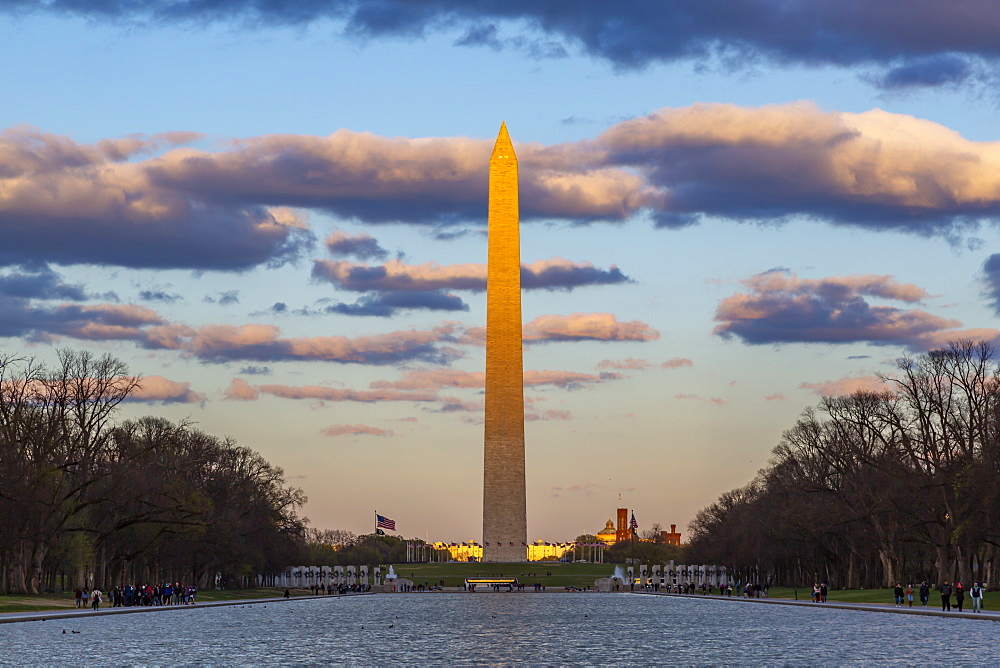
[[482, 123, 527, 563]]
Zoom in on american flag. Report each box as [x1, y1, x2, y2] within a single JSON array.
[[376, 514, 396, 531], [630, 513, 638, 530]]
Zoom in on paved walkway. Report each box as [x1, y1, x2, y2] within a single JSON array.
[[635, 590, 1000, 621], [0, 593, 367, 625]]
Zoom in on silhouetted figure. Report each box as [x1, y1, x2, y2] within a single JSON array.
[[940, 581, 952, 611]]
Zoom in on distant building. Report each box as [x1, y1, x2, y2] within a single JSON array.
[[615, 507, 633, 542], [659, 524, 682, 546], [430, 540, 576, 562], [596, 519, 617, 545], [596, 509, 682, 545]]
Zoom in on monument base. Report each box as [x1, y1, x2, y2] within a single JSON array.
[[482, 545, 527, 563]]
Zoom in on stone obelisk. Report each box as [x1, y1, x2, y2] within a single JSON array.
[[482, 122, 527, 562]]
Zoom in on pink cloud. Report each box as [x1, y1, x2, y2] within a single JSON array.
[[10, 103, 1000, 276], [660, 357, 694, 369], [764, 393, 787, 401], [741, 271, 930, 303], [256, 383, 437, 403], [910, 328, 1000, 350], [523, 369, 616, 388], [596, 102, 1000, 234], [129, 375, 206, 404], [321, 424, 394, 438], [371, 368, 485, 391], [800, 375, 886, 396], [0, 127, 308, 270], [526, 409, 572, 421], [223, 378, 259, 401], [147, 322, 464, 365], [674, 393, 726, 405], [518, 313, 659, 343], [311, 256, 628, 292], [597, 357, 652, 370], [372, 367, 621, 391]]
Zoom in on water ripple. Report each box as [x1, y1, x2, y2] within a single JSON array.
[[1, 594, 996, 666]]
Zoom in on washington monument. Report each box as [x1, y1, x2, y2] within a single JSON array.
[[482, 122, 527, 562]]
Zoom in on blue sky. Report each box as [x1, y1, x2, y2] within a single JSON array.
[[4, 1, 1000, 542]]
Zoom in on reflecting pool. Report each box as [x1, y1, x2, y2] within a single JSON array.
[[2, 593, 997, 666]]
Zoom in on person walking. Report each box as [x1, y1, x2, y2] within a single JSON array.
[[905, 583, 914, 607], [91, 588, 102, 611], [940, 581, 952, 611], [955, 583, 965, 612], [970, 582, 985, 613], [919, 581, 930, 606], [893, 584, 904, 607]]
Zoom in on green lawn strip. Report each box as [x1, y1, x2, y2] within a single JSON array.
[[0, 597, 77, 614], [397, 562, 616, 588], [761, 587, 898, 605]]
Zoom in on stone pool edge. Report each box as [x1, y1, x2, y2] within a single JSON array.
[[634, 591, 1000, 622]]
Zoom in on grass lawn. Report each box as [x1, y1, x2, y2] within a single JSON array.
[[394, 562, 617, 588], [765, 587, 897, 605], [0, 595, 76, 614]]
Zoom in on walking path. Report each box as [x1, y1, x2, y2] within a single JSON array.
[[636, 591, 1000, 621], [0, 592, 369, 625]]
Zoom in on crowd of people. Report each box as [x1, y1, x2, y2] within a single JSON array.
[[925, 581, 987, 612], [73, 584, 197, 610]]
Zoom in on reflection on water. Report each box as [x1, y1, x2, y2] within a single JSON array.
[[1, 593, 996, 666]]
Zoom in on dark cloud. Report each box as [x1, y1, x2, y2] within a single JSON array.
[[324, 230, 389, 260], [714, 270, 968, 349], [325, 291, 469, 317], [982, 253, 1000, 316], [876, 54, 973, 89], [455, 24, 503, 50], [521, 263, 631, 291], [0, 127, 312, 271], [0, 265, 87, 301], [8, 104, 1000, 252], [139, 290, 182, 303], [311, 258, 630, 293], [596, 102, 1000, 236], [238, 365, 271, 375], [203, 290, 240, 305], [0, 296, 163, 340], [154, 326, 460, 365], [8, 1, 1000, 85]]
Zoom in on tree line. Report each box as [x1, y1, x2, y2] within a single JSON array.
[[687, 340, 1000, 589], [0, 349, 307, 594]]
